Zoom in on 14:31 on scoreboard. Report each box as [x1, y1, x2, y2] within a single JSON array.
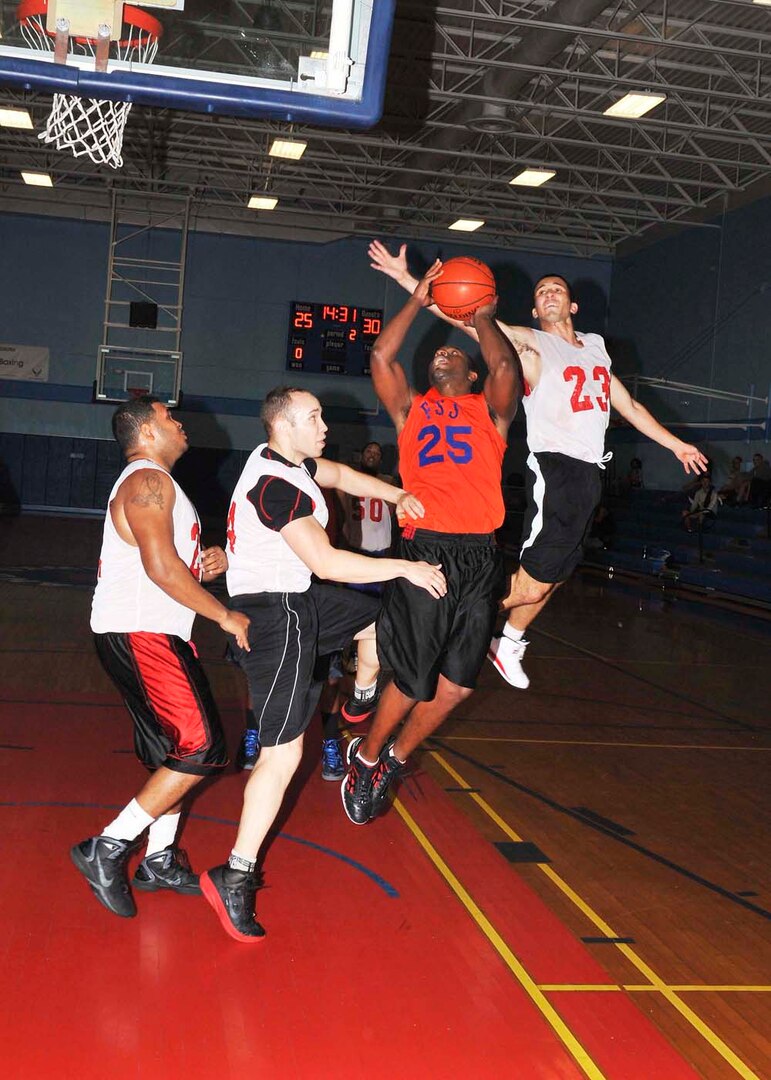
[[286, 302, 384, 377]]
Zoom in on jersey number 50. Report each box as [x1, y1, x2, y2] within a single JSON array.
[[418, 424, 473, 467]]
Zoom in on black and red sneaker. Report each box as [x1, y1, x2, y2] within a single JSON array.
[[370, 740, 407, 818], [340, 688, 380, 725], [200, 865, 266, 943], [340, 736, 378, 825]]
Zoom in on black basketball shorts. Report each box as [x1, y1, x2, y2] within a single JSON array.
[[519, 451, 603, 584], [229, 583, 379, 746], [377, 530, 506, 702], [94, 631, 227, 776]]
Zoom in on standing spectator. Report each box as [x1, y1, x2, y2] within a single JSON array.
[[737, 453, 771, 507]]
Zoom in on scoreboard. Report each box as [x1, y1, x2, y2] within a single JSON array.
[[286, 302, 383, 377]]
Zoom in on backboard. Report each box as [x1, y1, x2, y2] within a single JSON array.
[[0, 0, 395, 128]]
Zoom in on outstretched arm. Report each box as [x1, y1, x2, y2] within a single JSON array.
[[314, 459, 425, 522], [280, 516, 447, 597], [610, 376, 708, 474], [474, 299, 522, 435], [369, 259, 443, 432]]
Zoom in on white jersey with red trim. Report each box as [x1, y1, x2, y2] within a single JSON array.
[[91, 459, 202, 639], [226, 443, 328, 596], [341, 474, 393, 552], [524, 329, 612, 465]]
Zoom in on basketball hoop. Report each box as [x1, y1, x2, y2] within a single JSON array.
[[17, 0, 162, 169]]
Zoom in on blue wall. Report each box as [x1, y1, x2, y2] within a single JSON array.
[[0, 211, 611, 469], [608, 201, 771, 487]]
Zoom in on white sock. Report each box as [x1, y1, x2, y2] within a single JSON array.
[[144, 812, 181, 858], [102, 798, 155, 842], [502, 624, 525, 642], [228, 850, 256, 873], [356, 750, 379, 767], [354, 679, 378, 702]]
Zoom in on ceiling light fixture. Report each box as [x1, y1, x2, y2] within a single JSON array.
[[248, 195, 278, 210], [510, 169, 555, 187], [0, 107, 33, 129], [603, 92, 666, 119], [448, 219, 484, 232], [21, 170, 52, 187], [269, 139, 307, 160]]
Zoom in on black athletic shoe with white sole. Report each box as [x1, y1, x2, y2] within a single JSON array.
[[200, 865, 266, 943], [132, 846, 201, 895], [71, 834, 140, 918]]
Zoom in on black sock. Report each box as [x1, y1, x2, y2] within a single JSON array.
[[321, 711, 340, 739], [245, 708, 257, 731]]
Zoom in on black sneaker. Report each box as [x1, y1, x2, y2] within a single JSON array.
[[340, 688, 380, 725], [236, 728, 261, 771], [132, 846, 201, 895], [340, 736, 378, 825], [71, 834, 140, 918], [370, 740, 407, 818], [200, 864, 266, 943], [321, 737, 345, 781]]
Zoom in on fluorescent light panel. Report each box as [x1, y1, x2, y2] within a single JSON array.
[[448, 219, 484, 232], [248, 195, 278, 210], [310, 50, 328, 59], [269, 139, 306, 160], [510, 168, 555, 187], [0, 107, 33, 129], [21, 170, 53, 187], [603, 92, 666, 118]]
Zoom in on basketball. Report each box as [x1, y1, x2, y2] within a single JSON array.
[[431, 257, 496, 321]]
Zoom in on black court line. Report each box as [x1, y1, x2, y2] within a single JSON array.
[[570, 808, 635, 837], [531, 627, 758, 732], [0, 744, 34, 751], [582, 936, 636, 945], [428, 737, 771, 922]]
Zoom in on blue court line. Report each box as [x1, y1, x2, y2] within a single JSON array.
[[0, 801, 399, 899]]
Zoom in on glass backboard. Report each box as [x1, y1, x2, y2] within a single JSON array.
[[0, 0, 394, 127]]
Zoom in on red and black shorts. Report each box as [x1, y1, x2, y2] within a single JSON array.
[[519, 451, 603, 584], [377, 529, 506, 702], [94, 632, 227, 776]]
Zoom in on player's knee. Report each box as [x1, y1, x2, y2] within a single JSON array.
[[437, 681, 473, 710]]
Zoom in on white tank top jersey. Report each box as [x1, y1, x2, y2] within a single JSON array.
[[91, 459, 202, 640], [226, 444, 328, 596], [523, 329, 613, 466], [341, 481, 393, 553]]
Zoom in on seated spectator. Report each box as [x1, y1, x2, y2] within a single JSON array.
[[737, 453, 771, 507], [681, 474, 718, 532], [683, 454, 713, 497], [718, 456, 744, 505]]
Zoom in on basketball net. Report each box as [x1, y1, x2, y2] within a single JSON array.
[[18, 1, 161, 169]]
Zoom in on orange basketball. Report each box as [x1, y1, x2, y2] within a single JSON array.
[[431, 257, 496, 321]]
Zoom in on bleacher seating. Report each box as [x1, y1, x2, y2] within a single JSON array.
[[583, 489, 771, 607]]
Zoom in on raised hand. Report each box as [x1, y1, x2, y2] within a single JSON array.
[[471, 295, 499, 324], [415, 259, 444, 307], [403, 561, 447, 599], [368, 240, 409, 281]]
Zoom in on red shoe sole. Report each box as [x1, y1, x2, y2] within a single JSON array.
[[340, 705, 373, 725], [200, 871, 266, 945]]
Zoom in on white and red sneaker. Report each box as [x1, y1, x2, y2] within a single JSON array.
[[487, 634, 530, 689]]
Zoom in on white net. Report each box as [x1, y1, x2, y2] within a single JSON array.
[[20, 11, 159, 169]]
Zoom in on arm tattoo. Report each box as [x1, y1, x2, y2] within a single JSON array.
[[131, 473, 165, 509]]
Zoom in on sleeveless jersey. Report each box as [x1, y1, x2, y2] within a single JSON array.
[[341, 477, 393, 552], [226, 444, 328, 596], [91, 459, 201, 640], [524, 329, 612, 465], [398, 388, 506, 534]]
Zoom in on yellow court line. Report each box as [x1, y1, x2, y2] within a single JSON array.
[[429, 750, 762, 1080], [442, 736, 769, 751], [539, 985, 771, 993], [389, 795, 608, 1080]]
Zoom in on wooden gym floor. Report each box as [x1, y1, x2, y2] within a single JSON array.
[[0, 513, 769, 1079]]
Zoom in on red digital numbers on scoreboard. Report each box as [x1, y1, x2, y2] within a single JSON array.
[[287, 301, 383, 376], [362, 316, 381, 336], [294, 310, 313, 329]]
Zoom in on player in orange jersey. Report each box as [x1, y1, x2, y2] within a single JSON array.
[[341, 262, 521, 825]]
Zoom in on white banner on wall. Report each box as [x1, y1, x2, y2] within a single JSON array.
[[0, 344, 50, 382]]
